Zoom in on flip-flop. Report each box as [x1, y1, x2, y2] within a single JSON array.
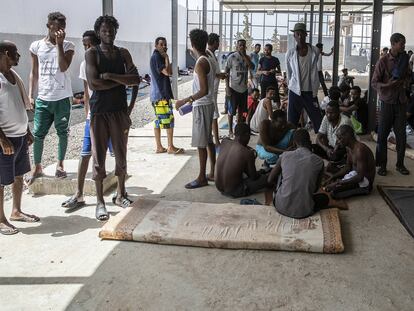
[[10, 213, 40, 223], [155, 147, 167, 154], [95, 203, 109, 221], [61, 197, 86, 209], [168, 148, 185, 155], [240, 199, 262, 205], [113, 196, 133, 208], [206, 174, 215, 182], [24, 172, 44, 186], [184, 180, 208, 189], [55, 169, 67, 179], [0, 225, 19, 235]]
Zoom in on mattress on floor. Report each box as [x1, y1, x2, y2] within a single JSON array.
[[99, 199, 344, 254]]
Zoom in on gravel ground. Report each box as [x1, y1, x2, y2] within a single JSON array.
[[3, 76, 192, 202]]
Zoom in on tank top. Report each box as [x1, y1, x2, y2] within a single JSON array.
[[250, 98, 269, 132], [192, 55, 214, 107], [89, 45, 127, 114]]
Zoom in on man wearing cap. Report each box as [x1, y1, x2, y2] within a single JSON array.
[[286, 23, 322, 133]]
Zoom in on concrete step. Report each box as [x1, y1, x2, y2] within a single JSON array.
[[28, 157, 118, 196]]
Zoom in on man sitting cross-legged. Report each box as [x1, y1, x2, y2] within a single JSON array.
[[268, 129, 329, 219], [256, 109, 295, 167], [313, 100, 352, 172], [215, 123, 273, 204], [325, 125, 376, 199]]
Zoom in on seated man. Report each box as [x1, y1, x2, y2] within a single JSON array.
[[215, 123, 272, 204], [268, 129, 329, 219], [340, 86, 368, 134], [325, 125, 375, 199], [256, 109, 295, 166], [314, 101, 352, 167], [250, 86, 276, 133], [245, 88, 260, 126], [320, 86, 341, 111]]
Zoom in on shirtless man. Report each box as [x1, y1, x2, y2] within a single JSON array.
[[256, 109, 295, 166], [215, 123, 272, 204], [325, 124, 376, 199]]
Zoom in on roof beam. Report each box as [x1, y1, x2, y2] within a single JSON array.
[[221, 1, 414, 6]]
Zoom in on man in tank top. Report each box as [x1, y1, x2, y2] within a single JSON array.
[[85, 16, 140, 221], [0, 41, 39, 235], [175, 29, 216, 189]]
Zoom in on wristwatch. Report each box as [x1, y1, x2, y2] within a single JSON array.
[[188, 96, 194, 104]]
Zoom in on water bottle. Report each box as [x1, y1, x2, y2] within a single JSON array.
[[178, 103, 193, 116]]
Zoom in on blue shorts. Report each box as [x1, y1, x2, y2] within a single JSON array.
[[81, 119, 113, 157], [256, 129, 295, 164], [0, 135, 31, 186]]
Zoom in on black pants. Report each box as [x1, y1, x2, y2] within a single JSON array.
[[260, 80, 280, 103], [318, 71, 328, 97], [376, 101, 407, 168]]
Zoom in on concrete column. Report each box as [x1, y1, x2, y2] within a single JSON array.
[[102, 0, 113, 15], [318, 0, 324, 43], [219, 2, 223, 53], [310, 5, 314, 45], [202, 0, 207, 30], [229, 10, 233, 50], [171, 0, 178, 98], [332, 0, 341, 86], [368, 0, 383, 131]]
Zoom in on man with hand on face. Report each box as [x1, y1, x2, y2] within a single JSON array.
[[257, 44, 281, 103], [0, 41, 39, 235], [27, 12, 74, 184], [286, 23, 322, 133], [85, 15, 140, 221], [225, 39, 253, 137], [150, 37, 183, 155]]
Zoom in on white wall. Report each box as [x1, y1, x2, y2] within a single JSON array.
[[393, 6, 414, 50], [0, 0, 188, 92]]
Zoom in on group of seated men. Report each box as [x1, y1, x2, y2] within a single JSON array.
[[215, 108, 376, 219]]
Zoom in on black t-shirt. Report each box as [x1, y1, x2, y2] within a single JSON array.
[[259, 56, 280, 84]]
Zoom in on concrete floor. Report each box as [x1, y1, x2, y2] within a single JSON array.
[[1, 81, 414, 311]]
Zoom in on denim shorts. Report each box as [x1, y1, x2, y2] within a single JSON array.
[[81, 119, 113, 157]]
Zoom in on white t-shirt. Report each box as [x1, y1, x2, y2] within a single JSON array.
[[30, 39, 75, 101], [226, 52, 249, 93], [79, 60, 92, 120], [318, 114, 352, 147], [317, 54, 323, 72], [299, 48, 312, 92], [0, 72, 28, 137]]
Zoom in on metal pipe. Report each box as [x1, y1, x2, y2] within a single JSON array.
[[318, 0, 324, 43], [202, 0, 207, 30], [102, 0, 113, 15], [171, 0, 178, 98], [310, 5, 314, 45]]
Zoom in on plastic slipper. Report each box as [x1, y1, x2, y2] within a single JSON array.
[[0, 225, 19, 235], [111, 191, 128, 204], [184, 180, 208, 189], [10, 213, 40, 223], [55, 169, 67, 179], [240, 198, 262, 205], [155, 147, 167, 154], [24, 172, 44, 186], [113, 196, 133, 208], [95, 203, 109, 221], [168, 148, 185, 155], [61, 197, 86, 209]]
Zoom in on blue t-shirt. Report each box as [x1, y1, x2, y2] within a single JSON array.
[[258, 56, 280, 84], [150, 50, 174, 102], [250, 52, 259, 75]]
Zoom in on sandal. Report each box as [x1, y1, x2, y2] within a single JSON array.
[[167, 147, 185, 155], [0, 224, 19, 235], [95, 203, 109, 221], [10, 213, 40, 223], [112, 195, 133, 208], [61, 197, 86, 209], [55, 169, 67, 179], [240, 199, 262, 205], [24, 172, 44, 186], [184, 179, 208, 189]]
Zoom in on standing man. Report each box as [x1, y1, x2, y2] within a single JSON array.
[[257, 44, 281, 103], [286, 23, 322, 133], [61, 30, 116, 209], [250, 43, 261, 88], [316, 43, 333, 96], [0, 41, 39, 235], [372, 33, 411, 176], [150, 37, 183, 155], [206, 33, 227, 148], [225, 39, 253, 137], [27, 12, 74, 183], [85, 15, 140, 220], [175, 29, 215, 189]]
